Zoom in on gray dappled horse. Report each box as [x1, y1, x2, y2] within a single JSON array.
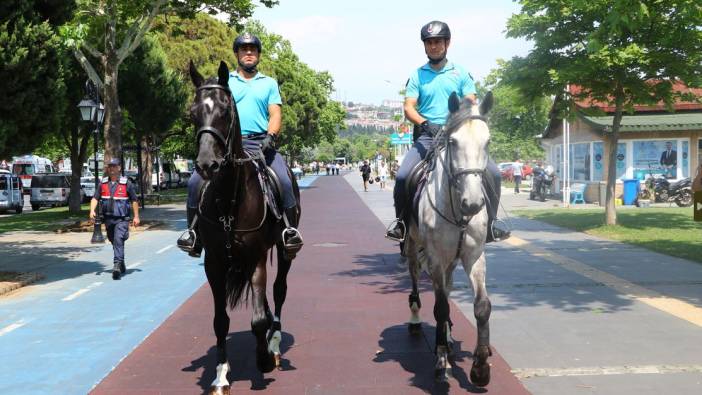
[[404, 92, 494, 386], [189, 61, 300, 395]]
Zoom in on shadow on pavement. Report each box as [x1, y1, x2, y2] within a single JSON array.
[[374, 324, 486, 394], [184, 330, 295, 392]]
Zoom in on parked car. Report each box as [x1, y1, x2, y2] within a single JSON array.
[[80, 169, 97, 203], [29, 174, 82, 211], [0, 170, 23, 214], [151, 161, 180, 190], [498, 162, 532, 181]]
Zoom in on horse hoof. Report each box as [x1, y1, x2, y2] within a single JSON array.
[[434, 367, 452, 383], [208, 385, 230, 395], [256, 351, 276, 373], [408, 322, 422, 334], [470, 362, 491, 387], [274, 352, 282, 370]]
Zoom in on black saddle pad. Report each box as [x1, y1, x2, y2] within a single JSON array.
[[405, 160, 430, 224], [243, 148, 283, 220]]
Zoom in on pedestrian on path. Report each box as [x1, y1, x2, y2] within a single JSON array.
[[89, 158, 140, 280], [360, 160, 371, 191], [513, 159, 523, 194], [378, 160, 388, 190]]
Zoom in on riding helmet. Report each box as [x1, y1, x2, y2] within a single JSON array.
[[420, 21, 451, 41], [233, 32, 262, 53]]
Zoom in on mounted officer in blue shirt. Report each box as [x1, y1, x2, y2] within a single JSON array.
[[89, 158, 140, 280], [386, 21, 510, 244], [178, 33, 303, 258]]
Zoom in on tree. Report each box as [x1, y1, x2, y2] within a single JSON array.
[[119, 35, 188, 194], [0, 0, 76, 157], [505, 0, 702, 225], [479, 62, 550, 163], [63, 1, 279, 163]]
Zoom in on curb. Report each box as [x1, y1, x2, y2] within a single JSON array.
[[0, 272, 44, 297]]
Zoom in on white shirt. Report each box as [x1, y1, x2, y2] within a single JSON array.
[[512, 162, 523, 176], [379, 165, 388, 177]]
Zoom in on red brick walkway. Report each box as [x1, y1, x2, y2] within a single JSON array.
[[92, 175, 529, 394]]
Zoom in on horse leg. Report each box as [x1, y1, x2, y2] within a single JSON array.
[[251, 256, 275, 373], [433, 285, 452, 383], [406, 241, 422, 334], [204, 255, 231, 394], [269, 242, 292, 369], [467, 253, 492, 387]]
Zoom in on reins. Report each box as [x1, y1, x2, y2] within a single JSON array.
[[194, 82, 270, 267], [423, 114, 489, 260]]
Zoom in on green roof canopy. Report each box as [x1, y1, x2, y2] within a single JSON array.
[[581, 113, 702, 132]]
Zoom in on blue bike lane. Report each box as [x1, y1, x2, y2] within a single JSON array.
[[0, 175, 320, 395]]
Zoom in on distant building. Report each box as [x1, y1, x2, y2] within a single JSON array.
[[542, 83, 702, 203]]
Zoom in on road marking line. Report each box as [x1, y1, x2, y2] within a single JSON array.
[[513, 364, 702, 378], [127, 260, 145, 270], [62, 282, 103, 302], [0, 320, 26, 336], [156, 245, 173, 254], [506, 236, 702, 328]]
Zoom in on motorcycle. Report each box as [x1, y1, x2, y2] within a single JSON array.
[[530, 165, 554, 202], [638, 167, 693, 207]]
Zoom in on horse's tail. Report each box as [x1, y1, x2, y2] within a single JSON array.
[[225, 262, 255, 309]]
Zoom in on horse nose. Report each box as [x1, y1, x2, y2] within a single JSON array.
[[460, 199, 482, 217], [195, 160, 218, 179]]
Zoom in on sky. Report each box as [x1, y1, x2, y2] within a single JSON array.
[[249, 0, 532, 105]]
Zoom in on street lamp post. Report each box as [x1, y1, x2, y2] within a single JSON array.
[[77, 80, 105, 243]]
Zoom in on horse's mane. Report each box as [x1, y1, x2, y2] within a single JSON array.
[[443, 100, 481, 135]]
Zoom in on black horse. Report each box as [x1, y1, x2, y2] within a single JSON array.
[[188, 60, 300, 394]]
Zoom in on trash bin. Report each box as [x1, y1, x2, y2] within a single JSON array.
[[622, 179, 640, 205]]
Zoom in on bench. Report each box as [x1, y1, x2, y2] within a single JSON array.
[[570, 183, 586, 204]]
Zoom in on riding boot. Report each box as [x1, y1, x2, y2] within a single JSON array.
[[112, 262, 122, 280], [177, 207, 202, 257], [385, 219, 405, 242], [486, 217, 511, 243], [282, 206, 303, 259]]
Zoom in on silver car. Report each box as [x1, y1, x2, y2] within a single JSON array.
[[29, 174, 83, 211], [0, 172, 23, 214]]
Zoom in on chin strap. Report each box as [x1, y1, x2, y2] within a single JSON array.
[[242, 65, 258, 73]]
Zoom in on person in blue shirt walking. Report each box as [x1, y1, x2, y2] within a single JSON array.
[[386, 21, 509, 243], [178, 33, 303, 257]]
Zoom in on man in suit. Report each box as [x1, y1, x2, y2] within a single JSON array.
[[659, 141, 677, 179]]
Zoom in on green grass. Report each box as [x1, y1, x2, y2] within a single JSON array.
[[150, 187, 187, 203], [513, 207, 702, 263], [0, 205, 89, 234]]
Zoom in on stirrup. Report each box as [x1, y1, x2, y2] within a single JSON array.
[[385, 219, 406, 242], [282, 227, 303, 250], [177, 229, 197, 253], [488, 218, 511, 242]]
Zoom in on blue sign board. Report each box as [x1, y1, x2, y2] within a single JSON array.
[[390, 132, 412, 145]]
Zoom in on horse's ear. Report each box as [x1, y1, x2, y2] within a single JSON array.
[[448, 92, 460, 114], [189, 60, 204, 88], [479, 91, 494, 115], [218, 61, 229, 87]]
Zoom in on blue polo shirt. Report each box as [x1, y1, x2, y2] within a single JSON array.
[[228, 71, 282, 135], [405, 61, 476, 125]]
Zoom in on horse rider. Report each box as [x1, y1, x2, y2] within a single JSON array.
[[385, 20, 510, 243], [89, 158, 140, 280], [177, 32, 303, 257]]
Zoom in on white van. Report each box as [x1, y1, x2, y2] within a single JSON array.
[[0, 169, 23, 214], [11, 155, 55, 191]]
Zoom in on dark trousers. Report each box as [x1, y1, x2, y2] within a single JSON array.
[[104, 217, 129, 264], [392, 132, 501, 221], [187, 136, 296, 210], [514, 175, 522, 193]]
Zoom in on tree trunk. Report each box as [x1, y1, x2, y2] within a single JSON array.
[[68, 126, 91, 214], [141, 134, 153, 195], [102, 10, 122, 165], [604, 89, 625, 226]]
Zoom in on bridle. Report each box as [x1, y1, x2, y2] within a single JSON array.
[[194, 83, 259, 167], [423, 113, 490, 260], [427, 114, 489, 229]]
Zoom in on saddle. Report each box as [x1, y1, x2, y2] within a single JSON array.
[[243, 148, 284, 221], [405, 158, 431, 224]]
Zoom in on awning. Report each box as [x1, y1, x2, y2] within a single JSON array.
[[581, 112, 702, 132]]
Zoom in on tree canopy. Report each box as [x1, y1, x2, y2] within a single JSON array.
[[505, 0, 702, 225], [0, 0, 76, 157]]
